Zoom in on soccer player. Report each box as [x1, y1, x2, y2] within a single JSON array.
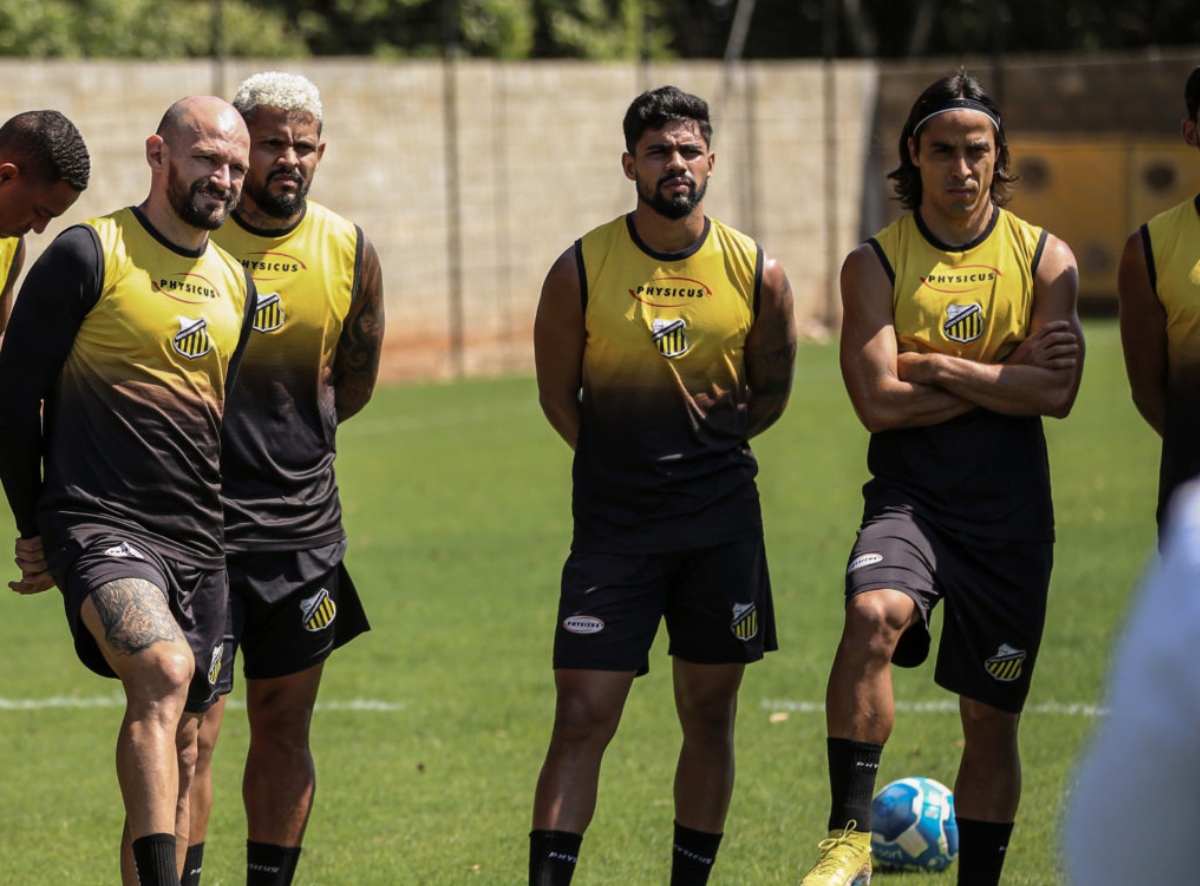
[[0, 96, 253, 886], [1116, 63, 1200, 537], [529, 85, 797, 886], [0, 109, 91, 345], [184, 71, 383, 886], [795, 71, 1083, 886]]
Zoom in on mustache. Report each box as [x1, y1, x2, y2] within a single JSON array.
[[267, 169, 303, 185], [657, 173, 695, 188], [194, 182, 234, 202]]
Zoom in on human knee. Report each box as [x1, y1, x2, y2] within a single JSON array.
[[551, 690, 623, 747], [961, 702, 1020, 753], [844, 591, 913, 648], [123, 643, 195, 707]]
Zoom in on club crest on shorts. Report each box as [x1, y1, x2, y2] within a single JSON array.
[[984, 643, 1026, 682], [730, 602, 758, 641], [251, 291, 285, 333], [943, 303, 984, 343], [651, 317, 690, 358], [172, 316, 214, 359], [207, 644, 223, 685], [563, 615, 604, 634], [103, 541, 144, 559], [301, 588, 337, 632]]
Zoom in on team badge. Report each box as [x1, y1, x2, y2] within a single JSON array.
[[252, 291, 285, 333], [207, 645, 223, 685], [652, 317, 690, 358], [943, 303, 984, 343], [563, 615, 604, 635], [984, 643, 1026, 682], [730, 602, 758, 641], [172, 316, 214, 359], [103, 541, 144, 559], [301, 589, 337, 632]]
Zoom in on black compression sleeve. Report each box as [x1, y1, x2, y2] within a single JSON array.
[[0, 225, 103, 537]]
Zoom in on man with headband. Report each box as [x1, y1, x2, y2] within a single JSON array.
[[796, 70, 1083, 886], [1116, 64, 1200, 541]]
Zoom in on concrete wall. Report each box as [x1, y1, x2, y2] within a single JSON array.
[[1, 57, 877, 381]]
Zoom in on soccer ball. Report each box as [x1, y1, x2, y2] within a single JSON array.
[[870, 776, 959, 871]]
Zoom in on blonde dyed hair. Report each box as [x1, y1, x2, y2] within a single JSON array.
[[232, 71, 323, 133]]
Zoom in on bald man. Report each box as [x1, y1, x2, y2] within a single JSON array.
[[0, 96, 255, 886]]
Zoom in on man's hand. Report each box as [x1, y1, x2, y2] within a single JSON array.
[[1004, 320, 1080, 370], [10, 535, 55, 594]]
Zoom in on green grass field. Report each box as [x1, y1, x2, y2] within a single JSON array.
[[0, 319, 1160, 884]]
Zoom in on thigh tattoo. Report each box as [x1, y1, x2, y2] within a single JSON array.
[[91, 578, 183, 656]]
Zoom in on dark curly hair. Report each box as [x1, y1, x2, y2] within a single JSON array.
[[887, 70, 1014, 211], [0, 110, 90, 191], [622, 86, 712, 154]]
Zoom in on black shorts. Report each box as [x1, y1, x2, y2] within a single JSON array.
[[47, 525, 227, 713], [844, 507, 1053, 713], [214, 540, 370, 694], [553, 536, 777, 674]]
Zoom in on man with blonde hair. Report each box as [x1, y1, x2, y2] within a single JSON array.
[[185, 71, 384, 886]]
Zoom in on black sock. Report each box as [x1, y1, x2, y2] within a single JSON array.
[[246, 841, 302, 886], [181, 843, 205, 886], [131, 833, 179, 886], [529, 829, 583, 886], [670, 821, 723, 886], [826, 737, 883, 832], [955, 818, 1014, 886]]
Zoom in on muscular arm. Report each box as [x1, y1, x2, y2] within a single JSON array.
[[1117, 228, 1166, 436], [744, 254, 797, 438], [840, 243, 975, 433], [0, 237, 26, 351], [533, 246, 585, 450], [333, 233, 384, 423], [893, 234, 1084, 419]]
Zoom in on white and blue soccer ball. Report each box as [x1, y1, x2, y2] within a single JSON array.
[[870, 776, 959, 871]]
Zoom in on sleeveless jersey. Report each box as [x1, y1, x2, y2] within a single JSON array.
[[864, 207, 1054, 539], [39, 208, 252, 567], [572, 214, 762, 552], [0, 236, 21, 293], [1143, 194, 1200, 525], [213, 202, 362, 551]]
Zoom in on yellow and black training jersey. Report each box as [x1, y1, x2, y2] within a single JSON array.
[[1143, 194, 1200, 526], [0, 207, 255, 567], [213, 202, 363, 551], [864, 207, 1054, 540], [0, 236, 22, 293], [572, 214, 763, 553]]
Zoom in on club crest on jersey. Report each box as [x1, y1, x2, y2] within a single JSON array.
[[252, 291, 285, 333], [731, 602, 758, 641], [943, 303, 984, 343], [652, 317, 690, 358], [103, 541, 144, 559], [173, 316, 214, 359], [207, 644, 223, 685], [984, 643, 1026, 682], [301, 588, 337, 632]]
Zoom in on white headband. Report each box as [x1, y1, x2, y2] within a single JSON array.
[[913, 98, 1000, 136]]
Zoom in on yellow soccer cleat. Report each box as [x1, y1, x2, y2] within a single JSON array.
[[798, 822, 872, 886]]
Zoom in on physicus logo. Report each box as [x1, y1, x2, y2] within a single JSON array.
[[652, 317, 690, 358], [173, 316, 214, 359], [920, 265, 1000, 296], [252, 291, 285, 333], [730, 602, 758, 641], [153, 272, 222, 305], [943, 303, 984, 343], [563, 615, 604, 635], [103, 541, 144, 559], [984, 643, 1026, 682], [242, 250, 306, 282], [847, 552, 883, 574], [628, 276, 711, 307], [301, 589, 337, 632]]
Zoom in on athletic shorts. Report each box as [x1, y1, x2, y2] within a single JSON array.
[[213, 540, 370, 694], [844, 507, 1053, 713], [47, 525, 227, 713], [553, 536, 777, 674]]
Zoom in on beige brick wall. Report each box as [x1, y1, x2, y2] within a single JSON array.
[[3, 58, 877, 381]]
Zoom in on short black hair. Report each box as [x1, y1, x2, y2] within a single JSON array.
[[888, 69, 1015, 211], [0, 110, 89, 191], [622, 86, 712, 155], [1186, 65, 1200, 122]]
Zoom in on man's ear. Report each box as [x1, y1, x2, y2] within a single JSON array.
[[1183, 116, 1199, 149], [621, 151, 636, 182], [0, 162, 20, 186]]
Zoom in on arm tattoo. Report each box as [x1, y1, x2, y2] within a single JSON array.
[[90, 578, 183, 657], [335, 242, 385, 423]]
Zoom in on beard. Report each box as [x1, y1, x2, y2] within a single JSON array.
[[637, 172, 707, 220], [244, 168, 311, 219], [168, 170, 237, 231]]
